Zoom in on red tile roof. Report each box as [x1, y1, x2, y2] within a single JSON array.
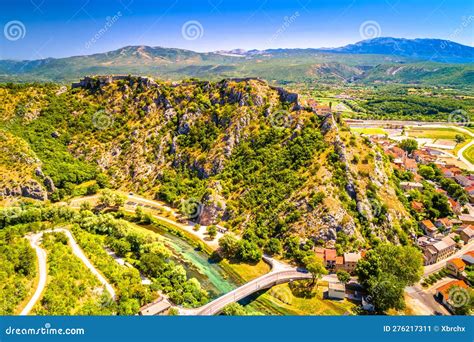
[[448, 198, 459, 208], [325, 249, 337, 261], [436, 280, 469, 301], [421, 220, 436, 230], [404, 158, 417, 169], [411, 201, 424, 212], [448, 258, 466, 270]]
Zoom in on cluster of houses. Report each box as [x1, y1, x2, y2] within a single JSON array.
[[419, 219, 473, 265], [314, 248, 372, 304], [315, 247, 363, 274], [307, 99, 332, 116], [435, 251, 473, 312], [375, 140, 474, 266]]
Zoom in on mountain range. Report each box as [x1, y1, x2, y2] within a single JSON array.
[[1, 37, 473, 86]]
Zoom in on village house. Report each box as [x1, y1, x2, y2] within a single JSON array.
[[448, 198, 462, 215], [420, 219, 437, 237], [412, 149, 437, 164], [455, 174, 473, 187], [403, 158, 417, 173], [386, 146, 406, 160], [139, 297, 171, 316], [315, 248, 337, 269], [435, 279, 469, 312], [327, 282, 346, 300], [400, 181, 423, 191], [411, 201, 424, 213], [423, 236, 457, 265], [441, 166, 462, 179], [461, 251, 474, 265], [434, 218, 453, 232], [446, 258, 467, 277], [458, 226, 474, 244], [338, 252, 362, 273], [459, 214, 474, 225], [465, 185, 474, 203]]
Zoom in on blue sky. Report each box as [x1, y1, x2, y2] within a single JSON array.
[[0, 0, 473, 60]]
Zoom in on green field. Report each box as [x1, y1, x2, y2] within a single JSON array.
[[463, 144, 474, 164], [406, 127, 470, 140], [351, 127, 388, 135], [245, 282, 356, 315]]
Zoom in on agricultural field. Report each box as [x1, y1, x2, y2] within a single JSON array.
[[463, 144, 474, 164], [406, 127, 470, 140], [350, 127, 388, 135]]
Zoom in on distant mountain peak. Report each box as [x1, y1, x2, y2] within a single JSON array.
[[327, 37, 473, 63]]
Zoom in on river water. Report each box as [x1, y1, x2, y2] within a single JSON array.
[[145, 224, 238, 299]]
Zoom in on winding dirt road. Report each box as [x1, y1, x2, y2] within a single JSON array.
[[20, 228, 115, 315]]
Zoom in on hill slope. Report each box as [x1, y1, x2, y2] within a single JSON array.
[[0, 76, 414, 256]]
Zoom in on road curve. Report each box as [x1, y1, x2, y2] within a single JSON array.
[[69, 193, 225, 249], [20, 228, 115, 315], [407, 124, 474, 171], [20, 233, 48, 316]]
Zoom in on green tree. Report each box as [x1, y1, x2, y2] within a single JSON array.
[[222, 303, 247, 316], [336, 270, 351, 285], [398, 139, 418, 154], [237, 240, 262, 262], [302, 255, 328, 286], [455, 134, 466, 144], [218, 234, 240, 256], [367, 275, 406, 313], [207, 225, 217, 240], [356, 243, 423, 313], [418, 165, 435, 180], [265, 238, 282, 255]]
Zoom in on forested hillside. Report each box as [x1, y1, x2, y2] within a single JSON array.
[[0, 77, 415, 261]]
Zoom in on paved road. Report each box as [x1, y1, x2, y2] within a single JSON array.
[[20, 228, 115, 315], [346, 119, 474, 170], [419, 124, 474, 171], [405, 285, 450, 315], [20, 233, 48, 316], [70, 193, 225, 249]]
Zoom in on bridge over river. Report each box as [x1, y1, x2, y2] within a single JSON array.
[[178, 257, 313, 315]]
